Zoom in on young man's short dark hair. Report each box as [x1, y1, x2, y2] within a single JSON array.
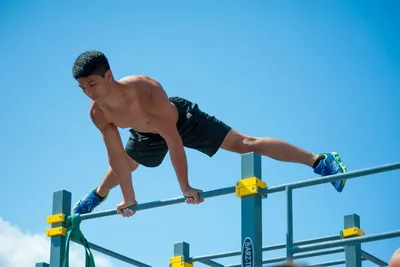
[[72, 50, 110, 79]]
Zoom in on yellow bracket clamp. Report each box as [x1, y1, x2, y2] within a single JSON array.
[[47, 213, 66, 224], [46, 213, 66, 238], [342, 227, 365, 238], [169, 256, 193, 267], [235, 177, 267, 198], [46, 226, 67, 237]]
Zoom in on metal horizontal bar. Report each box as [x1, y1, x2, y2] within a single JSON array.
[[191, 235, 341, 262], [261, 235, 341, 253], [191, 250, 241, 262], [307, 259, 346, 267], [198, 259, 225, 267], [292, 230, 400, 253], [295, 235, 341, 246], [72, 239, 152, 267], [80, 162, 400, 221], [307, 258, 367, 267], [262, 162, 400, 194], [361, 250, 388, 266], [80, 186, 235, 221], [262, 248, 344, 265], [224, 262, 242, 267], [263, 243, 286, 252], [225, 248, 344, 267]]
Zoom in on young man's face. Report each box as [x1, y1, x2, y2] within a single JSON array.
[[77, 71, 112, 102]]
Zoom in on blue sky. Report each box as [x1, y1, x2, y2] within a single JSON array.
[[1, 0, 399, 266]]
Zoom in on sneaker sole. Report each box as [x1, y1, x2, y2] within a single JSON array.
[[331, 152, 348, 189]]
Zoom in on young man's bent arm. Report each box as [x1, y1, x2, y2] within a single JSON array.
[[144, 82, 190, 191], [152, 96, 190, 192], [159, 122, 190, 191], [101, 124, 136, 202], [144, 80, 203, 204], [90, 106, 136, 206]]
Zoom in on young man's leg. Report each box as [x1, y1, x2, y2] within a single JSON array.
[[72, 130, 168, 214], [220, 129, 318, 166], [72, 155, 139, 214], [220, 129, 348, 192], [171, 96, 348, 193]]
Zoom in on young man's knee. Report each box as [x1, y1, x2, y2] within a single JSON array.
[[220, 129, 257, 154], [126, 155, 140, 172]]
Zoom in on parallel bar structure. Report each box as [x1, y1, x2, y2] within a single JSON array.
[[361, 250, 388, 266], [225, 248, 345, 267], [72, 239, 152, 267], [286, 186, 294, 262], [343, 214, 362, 267], [292, 230, 400, 253], [262, 248, 345, 265], [49, 190, 71, 267], [190, 235, 341, 262], [37, 154, 400, 267], [80, 186, 236, 221], [198, 259, 225, 267], [80, 161, 400, 221], [170, 242, 191, 267], [239, 152, 263, 267], [262, 162, 400, 195]]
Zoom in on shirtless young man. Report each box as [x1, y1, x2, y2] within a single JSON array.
[[71, 51, 348, 217]]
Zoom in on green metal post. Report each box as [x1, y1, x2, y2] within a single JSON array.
[[240, 152, 263, 267], [170, 241, 191, 266], [344, 214, 362, 267], [175, 241, 190, 261], [286, 186, 294, 262], [49, 190, 71, 267]]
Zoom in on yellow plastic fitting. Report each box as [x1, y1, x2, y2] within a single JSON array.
[[46, 226, 67, 237], [169, 255, 193, 267], [46, 213, 65, 224], [235, 177, 267, 198], [342, 227, 365, 238]]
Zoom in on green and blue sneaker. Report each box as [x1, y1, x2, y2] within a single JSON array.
[[72, 188, 109, 214], [314, 152, 348, 192]]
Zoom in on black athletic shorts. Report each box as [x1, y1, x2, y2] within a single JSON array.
[[124, 96, 232, 167]]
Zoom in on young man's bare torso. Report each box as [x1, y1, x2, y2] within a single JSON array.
[[88, 75, 178, 134], [71, 50, 348, 217], [80, 76, 178, 133]]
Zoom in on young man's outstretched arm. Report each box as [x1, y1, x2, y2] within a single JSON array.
[[146, 80, 203, 204], [90, 104, 137, 216]]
